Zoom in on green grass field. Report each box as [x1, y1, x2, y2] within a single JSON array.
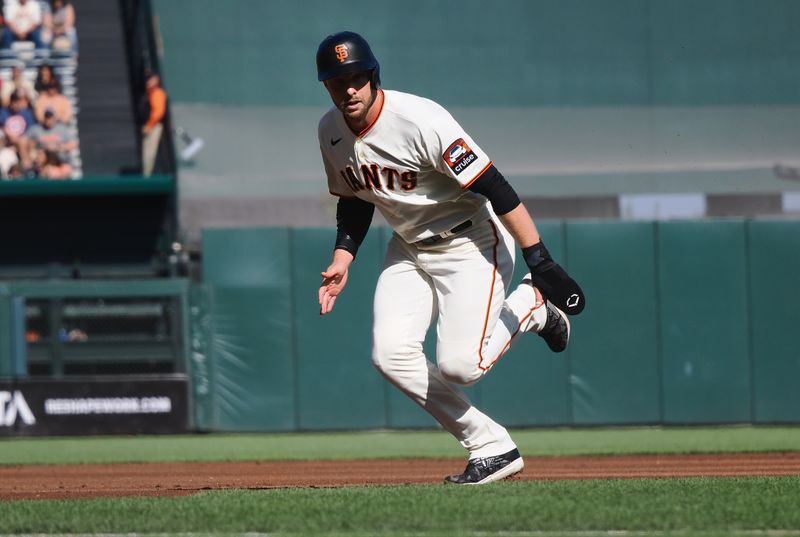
[[2, 425, 800, 464], [1, 426, 799, 536]]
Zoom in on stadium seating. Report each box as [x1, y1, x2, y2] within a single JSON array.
[[0, 0, 81, 178]]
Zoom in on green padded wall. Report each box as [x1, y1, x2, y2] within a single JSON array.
[[0, 293, 12, 377], [567, 221, 661, 424], [658, 221, 751, 424], [291, 228, 388, 430], [202, 228, 295, 431], [188, 284, 214, 430], [203, 228, 290, 287], [747, 221, 800, 423], [188, 219, 800, 432], [481, 221, 571, 426]]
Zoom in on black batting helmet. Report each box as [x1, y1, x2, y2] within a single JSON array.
[[316, 31, 380, 86]]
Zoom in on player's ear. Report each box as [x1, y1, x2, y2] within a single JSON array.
[[370, 67, 380, 89]]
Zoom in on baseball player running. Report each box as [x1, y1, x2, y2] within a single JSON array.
[[316, 31, 585, 485]]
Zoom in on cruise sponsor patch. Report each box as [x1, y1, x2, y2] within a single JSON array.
[[443, 138, 478, 175]]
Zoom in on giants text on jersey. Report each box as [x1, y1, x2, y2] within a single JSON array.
[[319, 90, 494, 243]]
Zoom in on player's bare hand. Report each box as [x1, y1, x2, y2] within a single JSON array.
[[319, 254, 353, 315], [319, 265, 348, 314]]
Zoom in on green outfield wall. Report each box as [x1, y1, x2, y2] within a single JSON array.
[[153, 0, 800, 220], [190, 219, 800, 431], [153, 0, 800, 108]]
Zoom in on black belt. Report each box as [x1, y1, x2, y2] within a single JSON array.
[[417, 220, 473, 245]]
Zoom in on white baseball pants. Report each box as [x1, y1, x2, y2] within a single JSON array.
[[371, 217, 548, 459]]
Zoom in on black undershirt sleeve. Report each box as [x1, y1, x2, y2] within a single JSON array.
[[335, 196, 375, 258], [466, 165, 521, 215]]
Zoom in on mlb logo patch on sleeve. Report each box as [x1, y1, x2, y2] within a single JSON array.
[[443, 138, 478, 175]]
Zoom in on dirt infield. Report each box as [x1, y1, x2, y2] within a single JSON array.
[[2, 452, 799, 500]]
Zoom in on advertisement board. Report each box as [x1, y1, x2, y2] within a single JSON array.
[[0, 376, 189, 436]]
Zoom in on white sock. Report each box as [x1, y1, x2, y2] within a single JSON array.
[[506, 280, 548, 333], [528, 302, 548, 333]]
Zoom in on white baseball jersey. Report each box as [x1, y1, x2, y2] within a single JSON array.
[[318, 89, 494, 243]]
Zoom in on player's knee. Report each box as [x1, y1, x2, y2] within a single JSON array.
[[371, 335, 414, 377], [371, 347, 389, 377], [437, 341, 484, 386], [438, 359, 481, 386]]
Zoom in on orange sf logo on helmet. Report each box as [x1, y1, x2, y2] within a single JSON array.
[[335, 44, 349, 63]]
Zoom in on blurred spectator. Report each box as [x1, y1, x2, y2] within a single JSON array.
[[27, 107, 76, 164], [0, 88, 36, 171], [140, 68, 166, 177], [34, 63, 55, 94], [1, 64, 37, 107], [39, 0, 52, 45], [1, 88, 36, 129], [46, 0, 76, 53], [34, 79, 71, 124], [6, 162, 23, 178], [2, 0, 43, 49], [38, 148, 71, 179], [0, 135, 19, 178]]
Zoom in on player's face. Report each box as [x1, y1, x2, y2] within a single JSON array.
[[324, 71, 375, 125]]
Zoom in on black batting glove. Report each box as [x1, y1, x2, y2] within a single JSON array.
[[522, 241, 585, 315]]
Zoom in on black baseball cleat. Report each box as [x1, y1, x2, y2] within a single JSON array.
[[538, 300, 570, 353], [444, 448, 524, 485], [521, 276, 571, 353]]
